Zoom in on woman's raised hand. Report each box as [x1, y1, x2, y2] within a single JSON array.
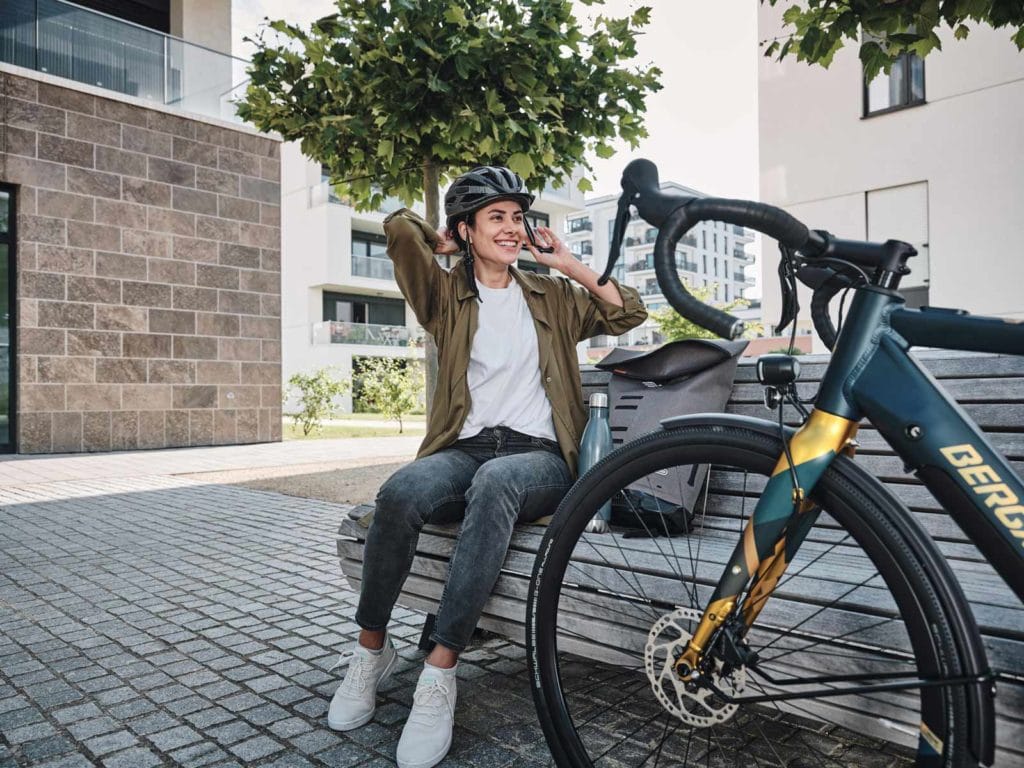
[[434, 227, 461, 256], [526, 226, 573, 273]]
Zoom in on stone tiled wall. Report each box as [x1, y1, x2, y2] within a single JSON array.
[[0, 71, 282, 453]]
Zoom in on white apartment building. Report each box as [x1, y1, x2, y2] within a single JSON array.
[[759, 4, 1024, 341], [280, 144, 585, 410], [564, 184, 757, 358]]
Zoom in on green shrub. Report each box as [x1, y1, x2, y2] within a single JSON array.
[[286, 367, 351, 436]]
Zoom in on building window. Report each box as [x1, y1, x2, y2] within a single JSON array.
[[0, 186, 14, 453], [323, 291, 405, 327], [864, 51, 925, 116], [525, 210, 549, 232], [568, 216, 592, 233], [351, 231, 392, 280], [517, 259, 551, 275]]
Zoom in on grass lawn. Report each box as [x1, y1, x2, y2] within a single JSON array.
[[283, 421, 426, 440], [337, 413, 426, 422]]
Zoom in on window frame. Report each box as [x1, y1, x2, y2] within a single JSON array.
[[0, 184, 17, 453], [862, 50, 926, 118]]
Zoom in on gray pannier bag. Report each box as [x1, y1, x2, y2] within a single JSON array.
[[595, 338, 748, 537]]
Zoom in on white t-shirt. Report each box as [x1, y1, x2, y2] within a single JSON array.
[[457, 280, 557, 441]]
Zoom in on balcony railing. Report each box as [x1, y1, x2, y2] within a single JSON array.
[[568, 218, 592, 233], [352, 255, 395, 281], [733, 271, 754, 283], [0, 0, 249, 123], [312, 321, 417, 347]]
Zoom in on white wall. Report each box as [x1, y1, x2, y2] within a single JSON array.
[[170, 0, 232, 55], [759, 4, 1024, 337]]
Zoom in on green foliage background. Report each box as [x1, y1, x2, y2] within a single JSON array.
[[286, 368, 351, 436], [763, 1, 1024, 82], [238, 0, 662, 216]]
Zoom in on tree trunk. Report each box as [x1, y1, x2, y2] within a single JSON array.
[[422, 158, 441, 416]]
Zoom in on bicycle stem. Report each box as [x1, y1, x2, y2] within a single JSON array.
[[674, 409, 860, 679]]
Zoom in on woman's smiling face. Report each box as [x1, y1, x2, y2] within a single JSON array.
[[459, 200, 527, 268]]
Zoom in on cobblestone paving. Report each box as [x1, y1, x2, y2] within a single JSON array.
[[0, 476, 913, 767]]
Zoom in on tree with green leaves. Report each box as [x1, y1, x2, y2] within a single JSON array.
[[355, 356, 425, 434], [651, 281, 764, 342], [239, 0, 660, 227], [286, 367, 351, 436], [762, 1, 1024, 81]]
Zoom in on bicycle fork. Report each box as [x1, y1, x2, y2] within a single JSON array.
[[674, 408, 859, 679]]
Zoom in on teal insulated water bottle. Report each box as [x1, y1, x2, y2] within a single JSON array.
[[579, 392, 613, 533]]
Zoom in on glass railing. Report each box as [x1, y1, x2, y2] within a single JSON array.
[[352, 254, 395, 281], [568, 219, 592, 233], [312, 321, 418, 347], [0, 0, 249, 123]]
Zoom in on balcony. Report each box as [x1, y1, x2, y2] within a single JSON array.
[[679, 234, 697, 248], [733, 271, 755, 283], [0, 0, 248, 124], [312, 321, 416, 347], [568, 218, 592, 233], [352, 255, 395, 281]]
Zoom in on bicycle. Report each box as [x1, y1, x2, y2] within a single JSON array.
[[526, 159, 1022, 767]]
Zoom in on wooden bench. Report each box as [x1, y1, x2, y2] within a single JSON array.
[[337, 351, 1023, 763]]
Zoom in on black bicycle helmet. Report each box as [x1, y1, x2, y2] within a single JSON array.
[[444, 165, 535, 227]]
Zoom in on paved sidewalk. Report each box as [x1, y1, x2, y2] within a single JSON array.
[[1, 441, 917, 767], [0, 438, 421, 486], [1, 472, 554, 768]]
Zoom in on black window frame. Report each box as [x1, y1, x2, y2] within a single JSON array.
[[0, 185, 17, 453], [322, 290, 405, 326], [351, 230, 387, 258], [862, 51, 926, 118]]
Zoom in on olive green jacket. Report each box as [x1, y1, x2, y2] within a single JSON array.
[[384, 208, 648, 476]]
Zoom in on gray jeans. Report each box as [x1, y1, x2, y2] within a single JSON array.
[[355, 426, 573, 652]]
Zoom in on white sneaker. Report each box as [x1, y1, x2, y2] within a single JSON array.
[[326, 635, 397, 731], [396, 664, 458, 768]]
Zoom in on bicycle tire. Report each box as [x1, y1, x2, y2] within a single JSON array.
[[528, 422, 976, 767]]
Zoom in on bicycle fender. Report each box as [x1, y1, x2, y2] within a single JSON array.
[[659, 412, 996, 765]]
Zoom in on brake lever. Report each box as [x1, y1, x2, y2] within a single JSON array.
[[599, 190, 634, 286]]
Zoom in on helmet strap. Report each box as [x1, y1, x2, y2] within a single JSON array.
[[463, 249, 481, 302]]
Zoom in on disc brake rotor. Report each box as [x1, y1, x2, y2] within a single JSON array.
[[644, 607, 746, 727]]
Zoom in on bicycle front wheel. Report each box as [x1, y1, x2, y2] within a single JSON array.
[[528, 422, 971, 767]]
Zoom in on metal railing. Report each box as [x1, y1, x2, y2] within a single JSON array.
[[352, 255, 395, 281], [312, 321, 417, 347], [0, 0, 249, 123]]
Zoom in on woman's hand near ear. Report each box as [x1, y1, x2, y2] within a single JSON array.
[[435, 227, 460, 255]]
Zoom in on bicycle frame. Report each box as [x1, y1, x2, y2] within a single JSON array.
[[679, 285, 1024, 677]]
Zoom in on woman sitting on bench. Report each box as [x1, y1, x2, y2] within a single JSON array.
[[327, 165, 646, 768]]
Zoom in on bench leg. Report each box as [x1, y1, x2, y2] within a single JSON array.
[[418, 613, 436, 652]]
